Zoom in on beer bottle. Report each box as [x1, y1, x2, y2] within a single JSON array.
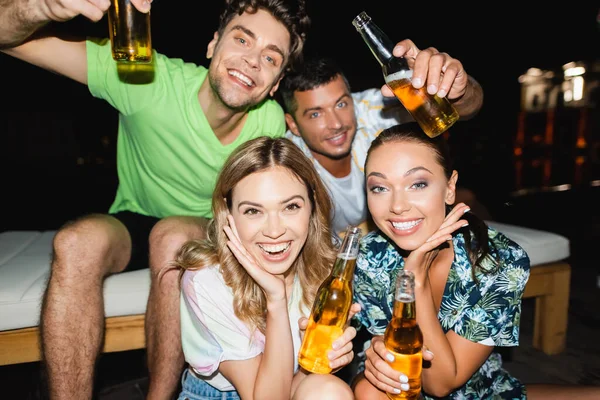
[[298, 225, 362, 374], [352, 11, 459, 138], [384, 270, 423, 399]]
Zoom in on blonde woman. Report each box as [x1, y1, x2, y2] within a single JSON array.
[[173, 137, 358, 399]]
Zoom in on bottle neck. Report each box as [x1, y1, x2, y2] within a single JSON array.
[[356, 20, 395, 66], [331, 256, 357, 282], [392, 298, 417, 321]]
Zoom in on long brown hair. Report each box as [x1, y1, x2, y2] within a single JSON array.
[[174, 137, 336, 333], [365, 123, 497, 279]]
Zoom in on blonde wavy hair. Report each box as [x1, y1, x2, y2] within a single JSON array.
[[173, 137, 336, 334]]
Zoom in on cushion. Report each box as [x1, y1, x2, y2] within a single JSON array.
[[0, 222, 570, 332], [0, 231, 150, 331], [486, 221, 570, 266]]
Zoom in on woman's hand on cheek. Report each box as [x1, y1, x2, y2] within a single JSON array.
[[224, 214, 286, 302], [403, 203, 470, 285]]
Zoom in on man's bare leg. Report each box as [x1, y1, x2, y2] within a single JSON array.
[[145, 216, 208, 400], [41, 214, 132, 400]]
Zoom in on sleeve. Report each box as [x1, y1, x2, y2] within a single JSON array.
[[353, 88, 412, 135], [448, 236, 531, 348], [180, 269, 263, 376], [86, 37, 163, 116]]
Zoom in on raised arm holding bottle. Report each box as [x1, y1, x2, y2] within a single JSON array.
[[352, 11, 483, 133]]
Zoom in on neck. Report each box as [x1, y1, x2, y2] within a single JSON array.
[[311, 152, 352, 178], [198, 78, 249, 145]]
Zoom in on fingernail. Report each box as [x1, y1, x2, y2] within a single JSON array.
[[400, 383, 410, 392], [425, 349, 434, 356], [386, 353, 395, 362], [437, 89, 447, 98], [464, 208, 471, 214], [412, 78, 422, 88], [331, 341, 339, 350], [399, 375, 408, 384], [392, 388, 401, 394], [462, 223, 469, 227], [427, 84, 437, 94]]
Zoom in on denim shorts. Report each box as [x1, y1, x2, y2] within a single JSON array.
[[177, 368, 241, 400]]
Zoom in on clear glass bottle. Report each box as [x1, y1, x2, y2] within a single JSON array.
[[298, 225, 362, 374], [352, 11, 459, 138], [383, 270, 423, 399]]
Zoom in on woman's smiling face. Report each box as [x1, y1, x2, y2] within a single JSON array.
[[366, 140, 457, 251], [230, 166, 311, 277]]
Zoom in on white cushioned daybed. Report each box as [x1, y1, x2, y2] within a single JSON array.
[[0, 221, 571, 366]]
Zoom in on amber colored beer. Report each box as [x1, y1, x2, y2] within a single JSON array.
[[298, 257, 356, 373], [352, 12, 459, 139], [108, 0, 152, 63], [383, 271, 423, 400], [386, 77, 459, 138]]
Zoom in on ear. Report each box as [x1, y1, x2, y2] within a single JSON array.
[[285, 113, 301, 137], [269, 74, 284, 97], [206, 31, 220, 59], [445, 170, 458, 205]]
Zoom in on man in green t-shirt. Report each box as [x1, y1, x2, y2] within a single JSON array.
[[1, 0, 309, 399]]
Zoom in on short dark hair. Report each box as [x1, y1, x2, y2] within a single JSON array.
[[278, 56, 351, 115], [217, 0, 310, 71]]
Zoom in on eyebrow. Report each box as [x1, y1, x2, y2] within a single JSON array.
[[301, 93, 351, 117], [237, 195, 305, 208], [230, 25, 286, 61], [367, 166, 433, 179]]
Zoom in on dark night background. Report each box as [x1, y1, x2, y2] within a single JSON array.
[[1, 1, 599, 231]]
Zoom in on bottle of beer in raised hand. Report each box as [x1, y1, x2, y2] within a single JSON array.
[[384, 270, 423, 399], [298, 225, 362, 374], [352, 11, 459, 138]]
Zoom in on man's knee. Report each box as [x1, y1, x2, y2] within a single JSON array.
[[149, 217, 207, 261], [51, 215, 119, 278]]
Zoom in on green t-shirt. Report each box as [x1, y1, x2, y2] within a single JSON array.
[[86, 38, 286, 218]]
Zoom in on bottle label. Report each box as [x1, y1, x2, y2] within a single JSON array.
[[386, 70, 413, 82]]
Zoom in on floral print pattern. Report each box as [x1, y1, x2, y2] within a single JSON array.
[[353, 227, 531, 399]]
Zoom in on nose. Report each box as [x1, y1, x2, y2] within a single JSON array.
[[390, 192, 410, 215], [262, 212, 286, 239], [325, 110, 343, 130], [242, 49, 261, 70]]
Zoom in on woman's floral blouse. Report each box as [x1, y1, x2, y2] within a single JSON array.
[[353, 227, 531, 399]]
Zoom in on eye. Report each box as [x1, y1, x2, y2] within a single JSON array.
[[336, 101, 347, 109], [285, 202, 301, 212], [368, 185, 387, 194], [411, 181, 428, 190], [236, 37, 247, 45], [243, 207, 260, 215], [265, 55, 276, 65], [309, 111, 320, 119]]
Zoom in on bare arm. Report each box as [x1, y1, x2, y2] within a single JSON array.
[[219, 298, 296, 400], [0, 0, 150, 83], [415, 283, 493, 397], [2, 36, 89, 84], [0, 0, 106, 49], [449, 75, 484, 120]]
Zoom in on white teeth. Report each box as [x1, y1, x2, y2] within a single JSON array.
[[391, 220, 421, 230], [258, 242, 290, 254], [229, 70, 254, 86]]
